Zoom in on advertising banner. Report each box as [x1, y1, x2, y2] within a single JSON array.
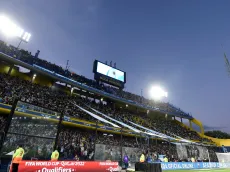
[[18, 161, 119, 172], [161, 162, 230, 170]]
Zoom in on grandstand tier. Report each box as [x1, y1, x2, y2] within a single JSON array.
[[0, 40, 230, 172]]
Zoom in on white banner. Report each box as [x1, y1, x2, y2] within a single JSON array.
[[72, 103, 120, 128], [88, 106, 141, 133], [127, 120, 168, 138], [127, 120, 194, 143]]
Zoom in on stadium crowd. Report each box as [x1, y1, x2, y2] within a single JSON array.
[[0, 40, 190, 118], [0, 40, 219, 163], [0, 73, 211, 143], [205, 130, 230, 139], [8, 118, 57, 138], [0, 76, 217, 162], [58, 126, 176, 161], [0, 115, 7, 144], [85, 101, 208, 142], [57, 126, 218, 162], [0, 121, 218, 162]]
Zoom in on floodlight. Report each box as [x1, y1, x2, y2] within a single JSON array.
[[0, 15, 22, 37], [22, 32, 31, 42], [0, 15, 31, 43], [150, 86, 168, 100]]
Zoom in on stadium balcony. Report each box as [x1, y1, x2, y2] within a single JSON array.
[[0, 40, 226, 164], [0, 40, 192, 119], [0, 40, 214, 142], [0, 71, 211, 143]]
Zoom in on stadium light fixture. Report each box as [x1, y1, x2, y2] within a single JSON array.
[[32, 74, 37, 82], [150, 86, 168, 100], [0, 15, 31, 48]]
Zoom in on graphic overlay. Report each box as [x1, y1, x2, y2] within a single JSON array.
[[18, 161, 119, 172]]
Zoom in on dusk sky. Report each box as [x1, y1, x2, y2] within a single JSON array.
[[1, 0, 230, 132]]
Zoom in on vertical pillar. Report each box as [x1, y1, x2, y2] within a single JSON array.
[[94, 121, 99, 160], [70, 86, 73, 96], [189, 120, 193, 130], [0, 98, 18, 152], [7, 65, 13, 75], [168, 139, 171, 158], [54, 112, 64, 151], [120, 127, 123, 164]]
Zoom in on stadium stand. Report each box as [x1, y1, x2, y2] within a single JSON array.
[[205, 131, 230, 139], [0, 73, 211, 142], [0, 40, 221, 169], [0, 40, 190, 118]]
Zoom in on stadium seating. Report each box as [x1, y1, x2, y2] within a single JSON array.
[[0, 73, 210, 142], [0, 40, 218, 163], [0, 40, 191, 118]]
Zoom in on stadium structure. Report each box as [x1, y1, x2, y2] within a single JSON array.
[[0, 39, 230, 172]]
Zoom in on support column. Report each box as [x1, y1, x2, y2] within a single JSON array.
[[189, 120, 193, 130], [94, 121, 99, 160], [120, 127, 123, 164], [0, 98, 18, 152], [54, 112, 64, 151], [113, 102, 115, 110], [7, 65, 13, 75]]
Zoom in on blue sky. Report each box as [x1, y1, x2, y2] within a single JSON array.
[[1, 0, 230, 132]]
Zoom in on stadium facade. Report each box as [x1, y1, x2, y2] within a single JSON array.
[[0, 40, 230, 171]]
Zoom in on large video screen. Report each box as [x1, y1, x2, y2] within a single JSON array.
[[96, 62, 125, 82]]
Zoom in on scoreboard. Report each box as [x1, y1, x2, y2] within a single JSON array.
[[93, 60, 126, 89]]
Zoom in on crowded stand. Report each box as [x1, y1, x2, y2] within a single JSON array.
[[0, 115, 7, 144], [57, 126, 176, 161], [205, 130, 230, 139], [1, 133, 54, 160], [57, 126, 218, 162], [0, 120, 218, 163], [0, 39, 222, 169], [8, 118, 57, 138], [84, 101, 209, 142], [0, 73, 210, 142], [0, 40, 190, 118]]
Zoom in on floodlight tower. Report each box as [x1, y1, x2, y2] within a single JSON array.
[[224, 53, 230, 76], [17, 31, 31, 49], [0, 15, 31, 49], [221, 44, 230, 77], [0, 15, 31, 75]]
